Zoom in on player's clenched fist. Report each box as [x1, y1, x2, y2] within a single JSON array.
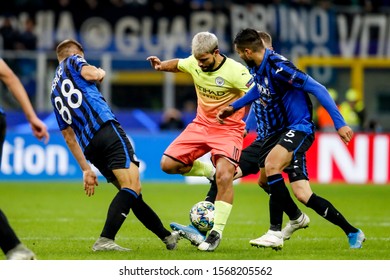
[[217, 105, 235, 124]]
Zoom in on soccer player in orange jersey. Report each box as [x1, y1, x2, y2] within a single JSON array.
[[147, 31, 254, 251]]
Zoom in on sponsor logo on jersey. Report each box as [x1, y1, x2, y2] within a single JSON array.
[[246, 76, 254, 88], [215, 76, 225, 86], [288, 71, 297, 84], [275, 67, 283, 74], [257, 83, 271, 98]]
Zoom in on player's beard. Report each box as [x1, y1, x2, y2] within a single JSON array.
[[200, 57, 216, 72], [243, 58, 256, 68]]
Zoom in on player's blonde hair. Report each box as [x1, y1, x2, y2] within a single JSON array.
[[56, 39, 84, 62], [191, 31, 219, 57], [258, 31, 272, 48]]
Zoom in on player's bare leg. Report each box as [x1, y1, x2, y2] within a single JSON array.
[[198, 157, 235, 251], [161, 155, 215, 179]]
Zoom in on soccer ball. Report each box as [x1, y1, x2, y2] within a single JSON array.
[[189, 201, 215, 232]]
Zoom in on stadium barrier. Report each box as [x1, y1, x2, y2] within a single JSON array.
[[0, 131, 389, 184]]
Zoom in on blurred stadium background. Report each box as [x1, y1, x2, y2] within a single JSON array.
[[0, 0, 389, 184]]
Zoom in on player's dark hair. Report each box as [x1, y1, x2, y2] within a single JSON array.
[[234, 28, 264, 52]]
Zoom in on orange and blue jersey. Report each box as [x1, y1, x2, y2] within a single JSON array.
[[178, 54, 254, 129]]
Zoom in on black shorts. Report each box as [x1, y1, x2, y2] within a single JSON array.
[[239, 140, 262, 177], [258, 130, 314, 182], [84, 121, 139, 183]]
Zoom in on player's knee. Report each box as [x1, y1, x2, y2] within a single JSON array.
[[160, 158, 177, 174], [160, 163, 172, 174], [118, 177, 142, 194], [215, 172, 232, 189], [264, 161, 283, 175], [160, 155, 190, 174]]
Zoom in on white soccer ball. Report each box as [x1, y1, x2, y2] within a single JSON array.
[[189, 201, 215, 232]]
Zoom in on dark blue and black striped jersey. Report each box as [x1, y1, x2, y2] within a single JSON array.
[[232, 48, 346, 139], [50, 54, 118, 151], [244, 102, 266, 141]]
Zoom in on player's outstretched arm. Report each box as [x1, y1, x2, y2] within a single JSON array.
[[146, 56, 180, 72], [146, 56, 162, 70], [0, 59, 49, 144], [61, 127, 98, 196]]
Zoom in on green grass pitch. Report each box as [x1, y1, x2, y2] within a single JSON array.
[[0, 181, 389, 260]]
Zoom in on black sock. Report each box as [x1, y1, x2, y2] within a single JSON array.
[[268, 197, 283, 231], [306, 193, 358, 235], [268, 174, 286, 231], [101, 188, 136, 240], [205, 177, 217, 203], [268, 174, 302, 230], [131, 194, 171, 240], [0, 209, 21, 254]]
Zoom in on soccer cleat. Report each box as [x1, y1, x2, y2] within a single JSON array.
[[250, 230, 283, 250], [170, 222, 206, 246], [281, 212, 310, 240], [6, 244, 36, 260], [163, 231, 181, 250], [348, 229, 366, 249], [198, 230, 221, 251], [92, 237, 131, 251]]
